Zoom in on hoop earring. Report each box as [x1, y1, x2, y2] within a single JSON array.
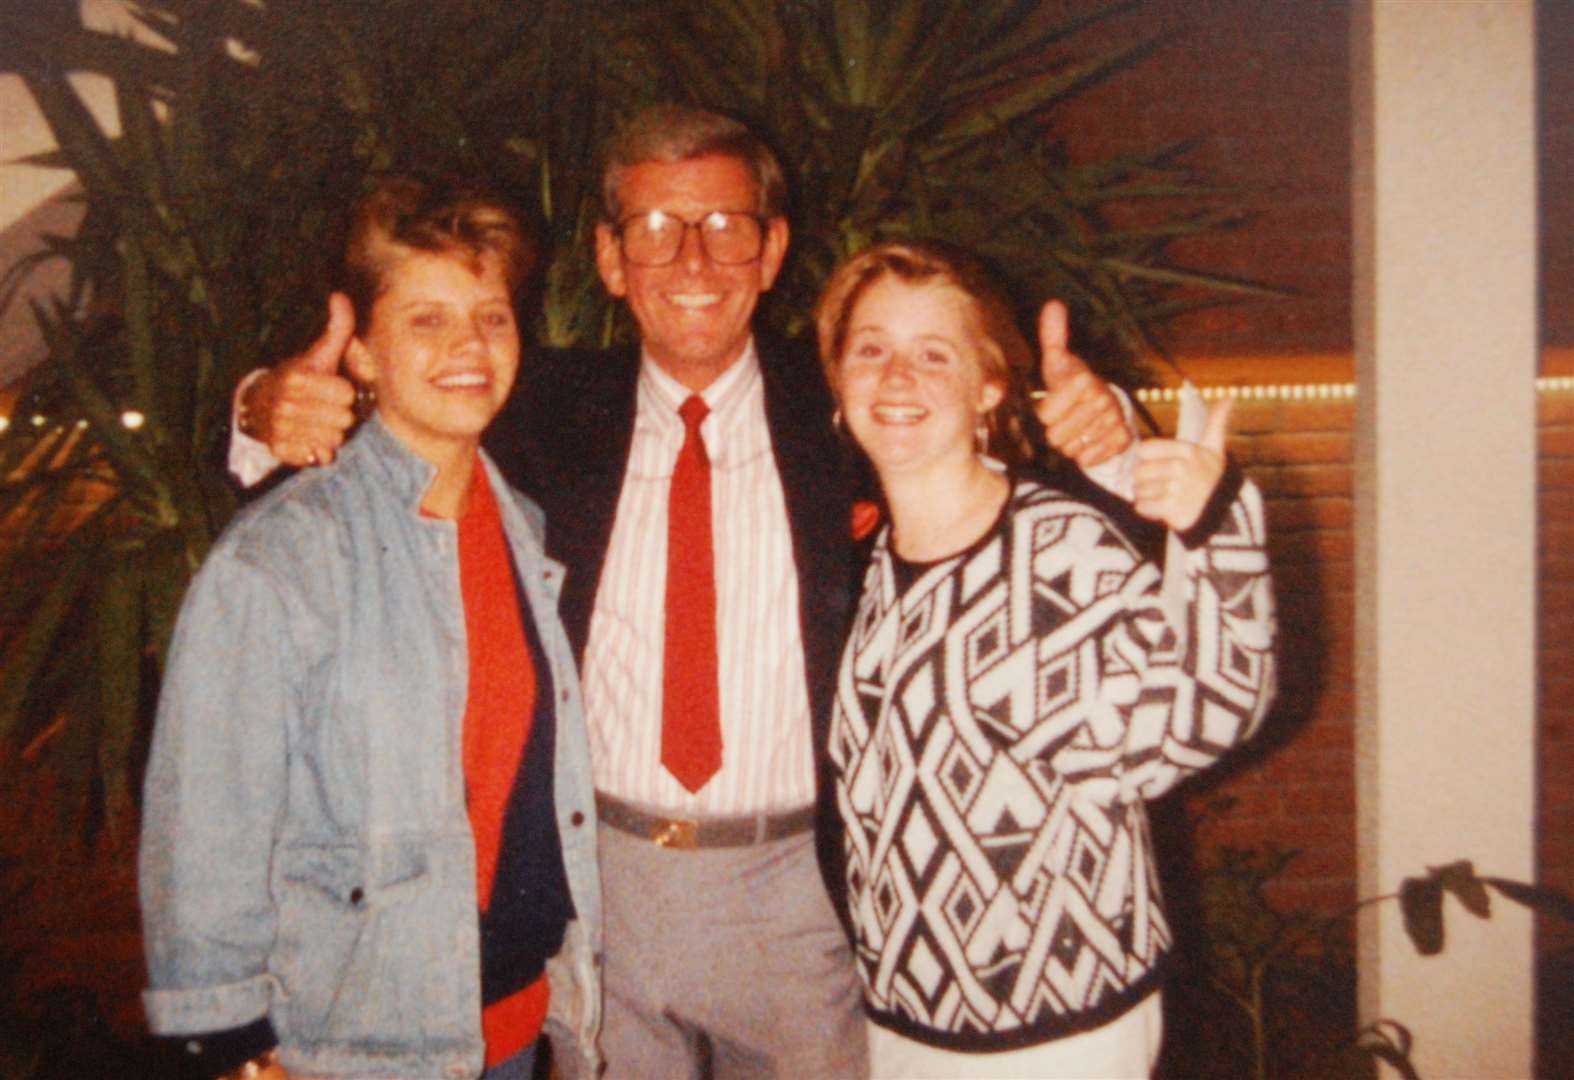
[[975, 420, 989, 457], [832, 407, 845, 436]]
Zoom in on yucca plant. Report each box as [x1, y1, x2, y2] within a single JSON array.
[[0, 0, 642, 842], [1, 0, 1269, 843], [2, 1, 259, 842]]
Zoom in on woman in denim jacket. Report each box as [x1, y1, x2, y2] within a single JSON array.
[[139, 178, 601, 1080]]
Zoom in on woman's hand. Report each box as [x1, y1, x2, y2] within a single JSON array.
[[1132, 398, 1233, 531]]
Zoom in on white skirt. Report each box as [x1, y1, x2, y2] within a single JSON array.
[[867, 991, 1163, 1080]]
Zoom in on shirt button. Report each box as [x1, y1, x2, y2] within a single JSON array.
[[349, 887, 365, 905], [571, 811, 585, 827]]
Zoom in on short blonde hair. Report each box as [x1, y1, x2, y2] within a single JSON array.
[[342, 175, 534, 333], [814, 240, 1035, 465]]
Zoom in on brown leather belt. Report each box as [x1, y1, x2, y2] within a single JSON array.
[[595, 791, 815, 850]]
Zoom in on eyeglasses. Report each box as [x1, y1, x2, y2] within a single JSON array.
[[613, 209, 769, 267]]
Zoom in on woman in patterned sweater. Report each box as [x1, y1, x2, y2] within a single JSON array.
[[814, 241, 1277, 1079]]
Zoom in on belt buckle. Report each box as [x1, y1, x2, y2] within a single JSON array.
[[653, 818, 698, 850]]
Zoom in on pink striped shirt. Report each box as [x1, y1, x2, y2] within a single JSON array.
[[581, 341, 817, 815]]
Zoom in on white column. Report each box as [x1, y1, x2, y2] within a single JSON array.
[[1351, 3, 1537, 1076]]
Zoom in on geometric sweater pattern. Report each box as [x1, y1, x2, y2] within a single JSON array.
[[830, 478, 1277, 1050]]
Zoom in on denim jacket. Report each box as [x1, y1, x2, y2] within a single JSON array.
[[140, 418, 602, 1079]]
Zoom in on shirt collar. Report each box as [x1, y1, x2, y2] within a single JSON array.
[[638, 338, 760, 422]]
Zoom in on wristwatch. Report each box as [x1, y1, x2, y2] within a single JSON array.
[[218, 1047, 279, 1079]]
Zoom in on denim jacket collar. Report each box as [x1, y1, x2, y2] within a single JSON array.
[[346, 415, 444, 513]]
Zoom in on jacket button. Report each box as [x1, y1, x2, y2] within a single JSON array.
[[571, 811, 585, 827], [349, 887, 365, 905]]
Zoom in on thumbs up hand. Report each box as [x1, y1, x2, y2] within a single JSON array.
[[1132, 398, 1233, 531], [1032, 300, 1133, 469], [237, 292, 358, 467]]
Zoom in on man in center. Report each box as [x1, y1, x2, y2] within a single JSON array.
[[240, 104, 1134, 1078], [518, 106, 868, 1078]]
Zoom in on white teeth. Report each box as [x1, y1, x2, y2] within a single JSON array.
[[872, 405, 925, 423], [669, 293, 721, 309], [434, 372, 487, 388]]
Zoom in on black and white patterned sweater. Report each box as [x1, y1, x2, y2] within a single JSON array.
[[830, 474, 1277, 1051]]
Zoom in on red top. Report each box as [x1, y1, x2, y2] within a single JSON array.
[[456, 463, 549, 1066]]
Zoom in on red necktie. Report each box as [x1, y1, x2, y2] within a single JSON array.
[[661, 395, 722, 793]]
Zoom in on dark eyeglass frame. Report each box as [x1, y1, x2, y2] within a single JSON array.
[[612, 209, 771, 266]]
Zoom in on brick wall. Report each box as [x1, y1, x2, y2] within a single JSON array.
[[1142, 362, 1574, 951]]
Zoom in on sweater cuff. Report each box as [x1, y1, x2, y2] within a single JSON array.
[[1179, 456, 1245, 550], [156, 1016, 277, 1078]]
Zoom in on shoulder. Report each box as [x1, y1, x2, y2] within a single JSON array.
[[1010, 476, 1102, 517], [756, 334, 831, 402], [1007, 478, 1142, 559], [755, 333, 839, 451], [482, 453, 546, 539], [220, 464, 345, 549], [167, 468, 360, 673], [207, 460, 361, 584]]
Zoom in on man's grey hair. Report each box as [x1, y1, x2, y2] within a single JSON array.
[[599, 104, 788, 221]]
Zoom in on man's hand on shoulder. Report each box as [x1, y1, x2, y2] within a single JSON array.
[[1031, 299, 1134, 470], [239, 293, 358, 468]]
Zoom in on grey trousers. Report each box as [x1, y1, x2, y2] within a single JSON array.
[[597, 823, 868, 1079]]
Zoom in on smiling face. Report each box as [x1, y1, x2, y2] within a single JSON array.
[[594, 153, 788, 391], [345, 249, 519, 467], [836, 276, 1004, 481]]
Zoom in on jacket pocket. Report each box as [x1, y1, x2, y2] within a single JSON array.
[[273, 840, 452, 1051]]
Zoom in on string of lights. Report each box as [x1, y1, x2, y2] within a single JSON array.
[[1, 383, 1572, 438], [1135, 375, 1574, 404]]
